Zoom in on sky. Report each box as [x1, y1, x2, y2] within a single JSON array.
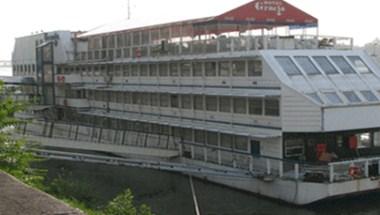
[[1, 0, 379, 60]]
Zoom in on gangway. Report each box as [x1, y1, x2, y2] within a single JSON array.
[[32, 149, 259, 179]]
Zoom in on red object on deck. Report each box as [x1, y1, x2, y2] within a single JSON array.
[[349, 136, 358, 149], [316, 143, 327, 158]]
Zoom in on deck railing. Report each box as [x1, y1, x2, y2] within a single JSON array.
[[18, 120, 379, 183], [73, 35, 354, 63]]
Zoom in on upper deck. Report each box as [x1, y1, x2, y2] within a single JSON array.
[[70, 0, 340, 64]]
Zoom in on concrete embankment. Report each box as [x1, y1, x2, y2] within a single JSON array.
[[0, 171, 83, 215]]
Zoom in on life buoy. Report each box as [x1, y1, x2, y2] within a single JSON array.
[[57, 75, 65, 83], [348, 165, 361, 178]]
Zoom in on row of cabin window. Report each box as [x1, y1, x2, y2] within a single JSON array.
[[88, 91, 280, 116], [13, 64, 36, 74], [73, 60, 262, 77], [87, 116, 250, 151]]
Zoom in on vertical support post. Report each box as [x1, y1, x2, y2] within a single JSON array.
[[266, 159, 271, 175], [249, 156, 253, 172], [329, 164, 334, 183], [75, 125, 79, 141], [279, 161, 284, 178], [294, 163, 299, 180], [365, 161, 369, 177], [191, 145, 195, 159], [378, 160, 380, 176], [203, 147, 208, 162]]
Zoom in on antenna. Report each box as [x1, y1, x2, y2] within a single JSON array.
[[127, 0, 131, 20]]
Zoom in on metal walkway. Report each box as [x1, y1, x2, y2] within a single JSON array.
[[33, 149, 259, 179]]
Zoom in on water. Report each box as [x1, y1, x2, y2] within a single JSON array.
[[0, 67, 12, 76], [37, 160, 380, 215]]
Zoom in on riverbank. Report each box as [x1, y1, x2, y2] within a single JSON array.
[[0, 170, 83, 215]]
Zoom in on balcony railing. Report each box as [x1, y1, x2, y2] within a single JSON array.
[[74, 35, 354, 63], [19, 120, 380, 184]]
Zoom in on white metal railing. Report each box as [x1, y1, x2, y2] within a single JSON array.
[[77, 34, 354, 62], [20, 120, 380, 184], [328, 157, 380, 183]]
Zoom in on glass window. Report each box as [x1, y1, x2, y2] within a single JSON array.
[[348, 56, 372, 74], [312, 56, 339, 75], [181, 95, 192, 109], [324, 92, 343, 104], [294, 56, 321, 75], [219, 97, 231, 113], [150, 93, 159, 106], [361, 91, 378, 102], [159, 63, 168, 76], [235, 136, 248, 151], [141, 93, 150, 105], [206, 96, 218, 111], [275, 56, 301, 76], [171, 95, 179, 108], [218, 61, 230, 77], [193, 62, 203, 77], [193, 95, 204, 110], [124, 92, 132, 104], [233, 98, 247, 114], [131, 65, 139, 76], [306, 93, 323, 104], [180, 62, 191, 77], [221, 134, 233, 149], [249, 98, 263, 115], [248, 60, 262, 76], [170, 63, 179, 76], [160, 94, 169, 107], [205, 62, 217, 76], [207, 132, 218, 146], [343, 91, 361, 103], [149, 64, 157, 77], [132, 92, 141, 104], [195, 130, 206, 144], [330, 56, 355, 74], [232, 61, 246, 76], [140, 64, 148, 76], [265, 98, 280, 116]]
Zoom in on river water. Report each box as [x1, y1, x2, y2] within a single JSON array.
[[0, 67, 12, 76], [37, 159, 380, 215]]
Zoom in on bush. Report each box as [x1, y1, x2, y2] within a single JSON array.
[[104, 189, 154, 215]]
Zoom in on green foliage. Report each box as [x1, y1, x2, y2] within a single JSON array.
[[104, 189, 154, 215], [0, 81, 44, 188], [46, 172, 101, 207]]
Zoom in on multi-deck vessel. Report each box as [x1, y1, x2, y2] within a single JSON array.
[[8, 0, 380, 205]]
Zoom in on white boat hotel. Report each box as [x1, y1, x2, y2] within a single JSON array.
[[9, 0, 380, 205]]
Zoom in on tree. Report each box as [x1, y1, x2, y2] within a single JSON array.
[[0, 81, 43, 187], [104, 189, 154, 215]]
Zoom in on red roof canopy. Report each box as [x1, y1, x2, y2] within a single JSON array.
[[215, 0, 318, 26], [80, 0, 318, 38]]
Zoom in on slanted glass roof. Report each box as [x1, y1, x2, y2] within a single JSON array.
[[294, 56, 321, 75], [312, 56, 339, 75], [324, 92, 343, 105], [348, 56, 372, 74], [275, 56, 302, 76], [343, 91, 361, 103], [306, 93, 323, 104], [330, 56, 355, 74], [360, 90, 378, 102]]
